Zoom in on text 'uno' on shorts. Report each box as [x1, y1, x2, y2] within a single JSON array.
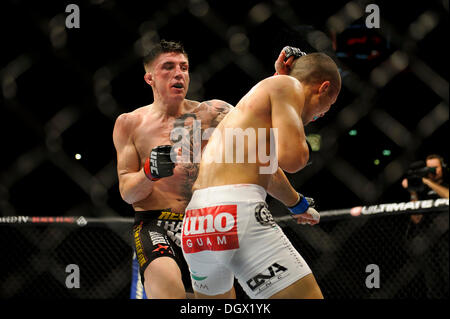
[[182, 205, 240, 253]]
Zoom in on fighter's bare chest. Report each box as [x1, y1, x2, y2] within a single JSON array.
[[134, 111, 213, 159]]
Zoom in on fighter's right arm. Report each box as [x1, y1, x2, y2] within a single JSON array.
[[269, 76, 309, 173], [113, 114, 154, 205]]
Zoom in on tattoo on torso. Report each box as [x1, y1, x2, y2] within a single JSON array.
[[170, 101, 232, 201], [171, 113, 199, 200]]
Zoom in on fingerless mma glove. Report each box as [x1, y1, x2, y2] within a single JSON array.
[[143, 145, 175, 181], [283, 46, 307, 61], [274, 46, 308, 75], [287, 193, 316, 215]]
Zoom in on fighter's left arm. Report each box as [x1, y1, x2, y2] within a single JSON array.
[[268, 168, 320, 225], [267, 167, 299, 206]]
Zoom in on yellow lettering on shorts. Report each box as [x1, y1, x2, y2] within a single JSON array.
[[134, 223, 147, 267], [158, 211, 171, 220]]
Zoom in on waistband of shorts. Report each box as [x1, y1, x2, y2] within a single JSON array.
[[188, 184, 267, 209], [134, 210, 172, 223]]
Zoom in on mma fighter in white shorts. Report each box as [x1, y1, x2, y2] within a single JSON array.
[[181, 51, 341, 299]]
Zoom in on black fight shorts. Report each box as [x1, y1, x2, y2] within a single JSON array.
[[133, 210, 192, 291]]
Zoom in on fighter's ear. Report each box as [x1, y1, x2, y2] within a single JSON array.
[[144, 72, 153, 86], [318, 81, 330, 94]]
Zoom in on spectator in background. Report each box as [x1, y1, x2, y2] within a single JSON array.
[[401, 154, 449, 298]]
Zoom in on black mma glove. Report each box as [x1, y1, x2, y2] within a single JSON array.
[[274, 46, 308, 76], [143, 145, 175, 181], [282, 46, 307, 61]]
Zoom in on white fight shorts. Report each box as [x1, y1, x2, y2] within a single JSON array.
[[181, 184, 312, 299]]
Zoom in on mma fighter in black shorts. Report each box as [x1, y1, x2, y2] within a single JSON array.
[[113, 40, 302, 298]]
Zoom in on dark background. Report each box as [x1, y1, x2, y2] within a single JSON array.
[[1, 0, 448, 219]]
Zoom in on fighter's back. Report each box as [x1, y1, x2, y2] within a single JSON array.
[[193, 75, 307, 191]]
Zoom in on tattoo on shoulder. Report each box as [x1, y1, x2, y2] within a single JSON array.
[[204, 100, 233, 127], [204, 99, 233, 112]]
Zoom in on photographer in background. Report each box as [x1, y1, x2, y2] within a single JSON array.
[[401, 154, 449, 298], [402, 154, 449, 224]]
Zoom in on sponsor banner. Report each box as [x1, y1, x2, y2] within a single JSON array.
[[182, 205, 239, 253], [275, 198, 449, 224], [348, 198, 449, 217], [2, 198, 447, 227]]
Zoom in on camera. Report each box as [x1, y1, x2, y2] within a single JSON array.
[[406, 161, 436, 192]]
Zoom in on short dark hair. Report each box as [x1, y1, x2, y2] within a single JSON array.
[[143, 40, 188, 71], [290, 52, 341, 98], [426, 154, 445, 167]]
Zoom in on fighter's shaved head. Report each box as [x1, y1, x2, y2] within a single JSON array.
[[290, 53, 341, 98]]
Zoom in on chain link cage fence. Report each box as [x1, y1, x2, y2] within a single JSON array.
[[0, 218, 133, 299], [1, 200, 448, 299], [277, 206, 449, 299]]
